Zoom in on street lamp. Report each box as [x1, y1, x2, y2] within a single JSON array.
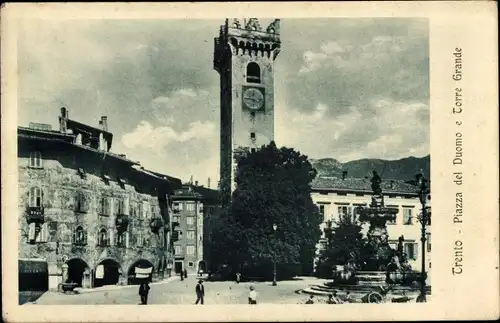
[[272, 223, 277, 286], [408, 173, 430, 302]]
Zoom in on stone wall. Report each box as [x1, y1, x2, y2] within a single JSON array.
[[18, 140, 172, 290]]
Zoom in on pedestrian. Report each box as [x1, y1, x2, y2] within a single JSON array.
[[180, 270, 184, 281], [344, 291, 352, 303], [184, 269, 188, 279], [236, 272, 241, 284], [198, 269, 204, 277], [331, 290, 342, 304], [326, 294, 335, 304], [248, 286, 257, 304], [139, 281, 150, 305], [195, 279, 205, 305], [305, 295, 314, 304]]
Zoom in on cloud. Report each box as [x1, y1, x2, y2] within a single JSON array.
[[122, 120, 216, 151], [18, 18, 429, 183], [286, 20, 429, 121], [278, 99, 429, 162], [119, 86, 219, 183]]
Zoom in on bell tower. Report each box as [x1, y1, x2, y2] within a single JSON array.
[[214, 18, 281, 204]]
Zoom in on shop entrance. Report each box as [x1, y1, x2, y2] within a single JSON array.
[[127, 259, 154, 285], [67, 258, 90, 287], [94, 259, 121, 288]]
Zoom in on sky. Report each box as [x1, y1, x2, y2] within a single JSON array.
[[17, 18, 429, 185]]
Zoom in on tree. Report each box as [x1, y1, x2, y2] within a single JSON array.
[[316, 212, 365, 278], [214, 142, 322, 279]]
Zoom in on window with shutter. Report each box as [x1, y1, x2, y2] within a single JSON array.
[[29, 151, 43, 168], [404, 242, 417, 260], [100, 197, 110, 216], [29, 187, 43, 207], [28, 223, 36, 241], [74, 226, 86, 245], [98, 228, 108, 246], [403, 208, 413, 225], [124, 197, 130, 215], [35, 223, 48, 242], [136, 231, 143, 247]]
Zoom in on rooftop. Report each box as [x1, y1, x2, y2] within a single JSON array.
[[311, 176, 420, 195]]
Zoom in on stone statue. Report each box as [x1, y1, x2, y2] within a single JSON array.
[[267, 19, 280, 34], [371, 171, 382, 196], [231, 18, 241, 28], [245, 18, 262, 31]]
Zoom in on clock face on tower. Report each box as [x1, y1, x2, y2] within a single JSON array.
[[242, 87, 265, 111]]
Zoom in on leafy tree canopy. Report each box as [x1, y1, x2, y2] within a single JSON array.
[[212, 142, 322, 278]]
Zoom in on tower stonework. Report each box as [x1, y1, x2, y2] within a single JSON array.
[[214, 18, 281, 204]]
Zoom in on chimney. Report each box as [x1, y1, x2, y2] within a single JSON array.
[[195, 180, 199, 186], [100, 116, 108, 132], [59, 107, 68, 133], [342, 170, 348, 180], [207, 177, 211, 188]]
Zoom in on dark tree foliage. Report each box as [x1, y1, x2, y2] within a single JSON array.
[[212, 142, 322, 279], [315, 213, 365, 278]]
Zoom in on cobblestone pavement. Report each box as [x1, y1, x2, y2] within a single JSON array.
[[29, 276, 323, 305]]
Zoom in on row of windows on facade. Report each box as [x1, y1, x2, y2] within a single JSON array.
[[28, 187, 159, 218], [317, 235, 431, 260], [172, 215, 203, 226], [28, 152, 133, 189], [174, 245, 197, 256], [27, 223, 164, 248], [317, 204, 430, 226], [172, 202, 203, 212]]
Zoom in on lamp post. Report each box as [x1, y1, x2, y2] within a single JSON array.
[[272, 223, 277, 286], [408, 173, 430, 302]]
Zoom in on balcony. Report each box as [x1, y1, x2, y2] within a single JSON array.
[[26, 206, 45, 224], [115, 214, 130, 232], [150, 217, 163, 234]]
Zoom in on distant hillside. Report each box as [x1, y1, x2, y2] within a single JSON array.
[[310, 155, 430, 181]]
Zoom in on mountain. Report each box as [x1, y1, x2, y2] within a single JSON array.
[[310, 155, 430, 181]]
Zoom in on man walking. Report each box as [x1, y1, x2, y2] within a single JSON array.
[[248, 286, 257, 304], [184, 269, 188, 279], [236, 272, 241, 284], [195, 280, 205, 304], [139, 281, 150, 305]]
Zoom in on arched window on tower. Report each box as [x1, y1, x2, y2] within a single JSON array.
[[246, 62, 261, 83]]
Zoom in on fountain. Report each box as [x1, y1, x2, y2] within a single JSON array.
[[301, 171, 421, 303]]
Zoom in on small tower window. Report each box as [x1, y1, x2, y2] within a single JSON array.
[[246, 62, 261, 83], [250, 132, 256, 139]]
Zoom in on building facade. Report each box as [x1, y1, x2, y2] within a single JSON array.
[[214, 18, 281, 204], [171, 184, 219, 275], [311, 176, 431, 273], [18, 108, 181, 290]]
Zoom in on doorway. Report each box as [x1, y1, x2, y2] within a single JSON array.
[[94, 259, 120, 288], [175, 261, 183, 274], [127, 259, 154, 285], [67, 258, 90, 287]]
